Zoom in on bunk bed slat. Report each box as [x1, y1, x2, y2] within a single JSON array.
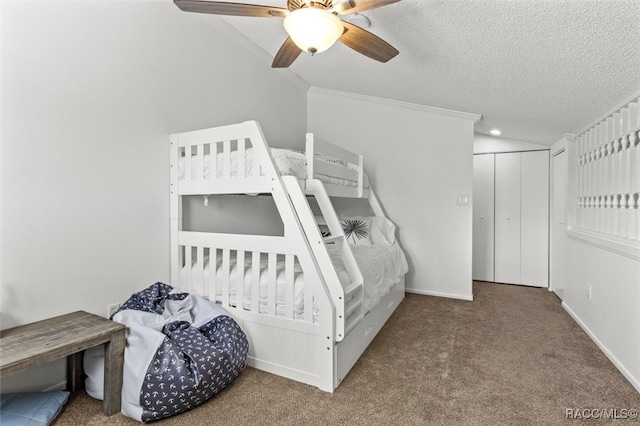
[[184, 145, 192, 182], [184, 245, 192, 294], [210, 142, 218, 180], [179, 179, 272, 195], [303, 279, 313, 323], [251, 251, 260, 313], [267, 253, 277, 316], [284, 254, 295, 320], [310, 181, 369, 198], [179, 231, 298, 255], [195, 246, 204, 296], [312, 161, 359, 182], [253, 147, 261, 177], [236, 250, 245, 309], [344, 297, 361, 318], [222, 249, 231, 305], [238, 138, 246, 178], [344, 313, 360, 335], [208, 248, 217, 302], [196, 144, 204, 181]]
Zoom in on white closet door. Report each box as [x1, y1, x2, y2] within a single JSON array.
[[473, 154, 495, 281], [495, 152, 521, 284], [521, 150, 549, 287]]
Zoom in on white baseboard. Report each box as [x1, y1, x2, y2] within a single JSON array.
[[405, 287, 473, 301], [42, 381, 67, 392], [562, 302, 640, 394]]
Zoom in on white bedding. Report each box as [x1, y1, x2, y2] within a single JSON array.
[[180, 241, 408, 321], [332, 242, 408, 313], [178, 147, 364, 188]]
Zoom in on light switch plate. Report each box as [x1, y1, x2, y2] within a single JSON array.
[[456, 194, 470, 206]]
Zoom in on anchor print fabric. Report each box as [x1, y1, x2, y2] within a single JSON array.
[[141, 317, 247, 422], [111, 282, 248, 423], [112, 282, 188, 318]]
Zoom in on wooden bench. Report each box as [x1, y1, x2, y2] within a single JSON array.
[[0, 310, 126, 416]]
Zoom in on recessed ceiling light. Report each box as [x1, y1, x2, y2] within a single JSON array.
[[490, 129, 502, 136]]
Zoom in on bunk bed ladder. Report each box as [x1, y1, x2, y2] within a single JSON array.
[[283, 177, 365, 341], [308, 178, 365, 336]]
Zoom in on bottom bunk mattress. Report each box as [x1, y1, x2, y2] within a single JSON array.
[[180, 239, 409, 321], [333, 242, 408, 313], [84, 283, 248, 423]]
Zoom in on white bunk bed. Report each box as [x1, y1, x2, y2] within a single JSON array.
[[169, 120, 407, 392]]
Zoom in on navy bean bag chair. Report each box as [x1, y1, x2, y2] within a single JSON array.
[[85, 283, 248, 422]]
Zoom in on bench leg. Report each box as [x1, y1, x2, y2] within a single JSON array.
[[103, 329, 126, 416], [66, 352, 84, 392]]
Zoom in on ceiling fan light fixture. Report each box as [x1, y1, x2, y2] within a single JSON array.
[[283, 7, 343, 55]]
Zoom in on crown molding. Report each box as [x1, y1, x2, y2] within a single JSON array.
[[308, 86, 482, 123]]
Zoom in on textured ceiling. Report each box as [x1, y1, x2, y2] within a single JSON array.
[[211, 0, 639, 145]]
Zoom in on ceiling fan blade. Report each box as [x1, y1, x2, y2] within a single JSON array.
[[339, 21, 398, 63], [174, 1, 288, 18], [272, 37, 302, 68], [333, 0, 400, 15]]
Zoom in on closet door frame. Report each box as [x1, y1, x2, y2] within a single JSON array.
[[472, 154, 495, 282]]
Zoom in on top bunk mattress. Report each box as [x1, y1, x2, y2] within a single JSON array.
[[178, 147, 366, 189]]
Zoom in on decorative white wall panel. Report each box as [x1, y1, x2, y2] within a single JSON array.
[[575, 97, 640, 243]]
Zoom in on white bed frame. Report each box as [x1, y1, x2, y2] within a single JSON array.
[[169, 121, 405, 391]]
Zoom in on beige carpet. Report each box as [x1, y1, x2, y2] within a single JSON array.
[[54, 282, 640, 425]]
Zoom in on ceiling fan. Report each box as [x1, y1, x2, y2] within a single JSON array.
[[174, 0, 400, 68]]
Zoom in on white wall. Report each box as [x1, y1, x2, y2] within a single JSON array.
[[308, 88, 479, 300], [1, 0, 307, 391], [563, 236, 640, 392], [560, 137, 640, 393]]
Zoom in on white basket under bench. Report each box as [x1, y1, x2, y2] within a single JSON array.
[[169, 121, 406, 391]]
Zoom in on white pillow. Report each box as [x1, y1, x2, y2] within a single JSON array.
[[369, 216, 397, 246]]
